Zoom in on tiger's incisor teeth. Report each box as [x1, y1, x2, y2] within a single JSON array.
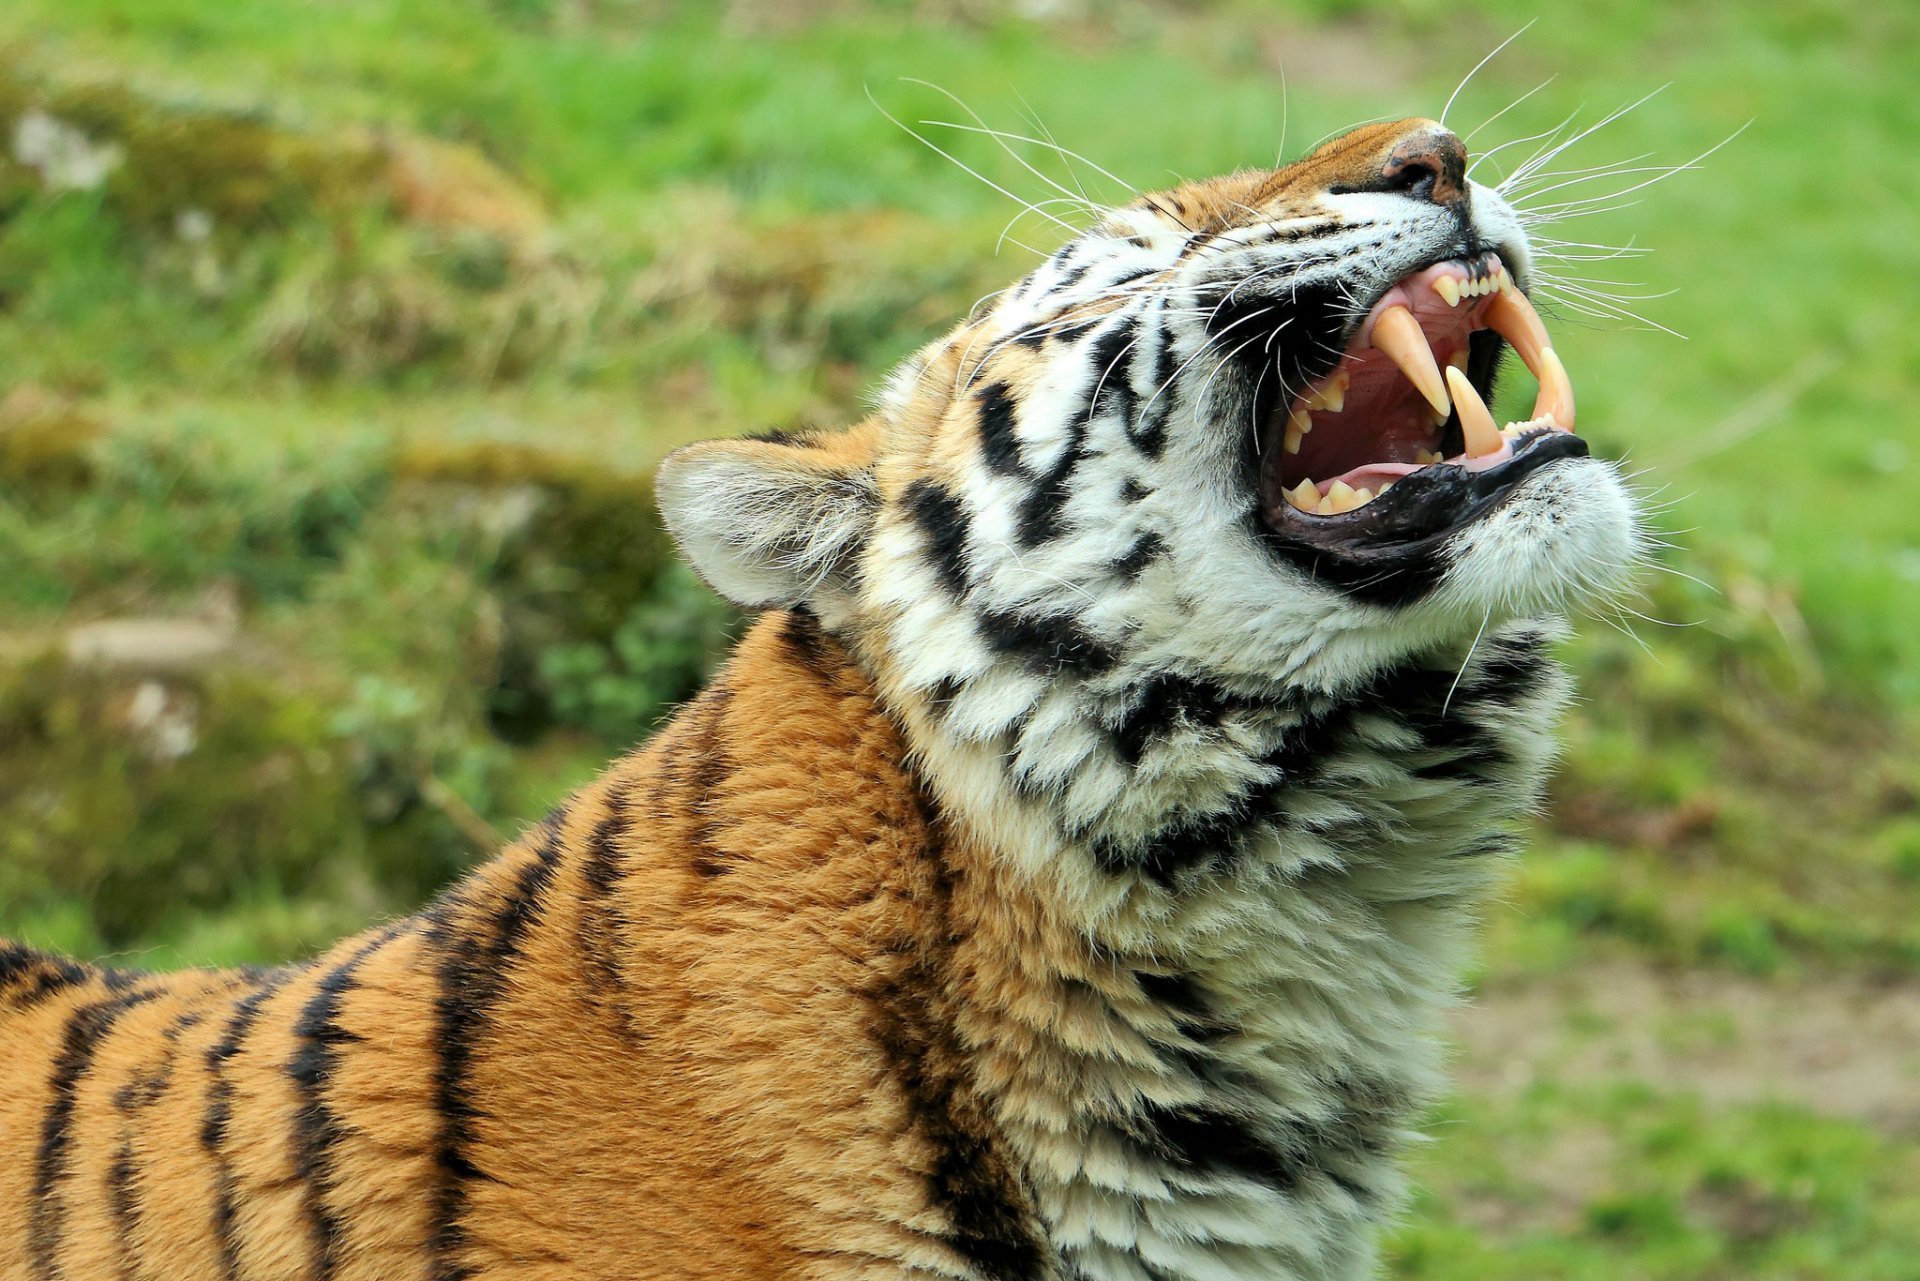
[[1445, 366, 1504, 459], [1370, 305, 1450, 421], [1434, 276, 1461, 307], [1324, 480, 1361, 514]]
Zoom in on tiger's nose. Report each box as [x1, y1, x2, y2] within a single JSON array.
[[1379, 125, 1469, 210]]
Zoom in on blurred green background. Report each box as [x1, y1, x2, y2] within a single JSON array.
[[1, 0, 1916, 1274]]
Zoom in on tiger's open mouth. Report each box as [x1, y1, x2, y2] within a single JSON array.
[[1254, 252, 1587, 558]]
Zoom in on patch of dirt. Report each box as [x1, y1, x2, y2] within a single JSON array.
[[1452, 961, 1920, 1137], [1437, 960, 1920, 1234]]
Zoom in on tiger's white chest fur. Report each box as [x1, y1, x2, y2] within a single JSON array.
[[917, 624, 1568, 1281]]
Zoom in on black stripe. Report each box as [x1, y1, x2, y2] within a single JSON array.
[[113, 1007, 200, 1112], [1011, 316, 1118, 548], [30, 987, 161, 1276], [289, 928, 403, 1280], [780, 606, 838, 674], [975, 382, 1023, 476], [101, 967, 147, 994], [2, 942, 91, 1010], [108, 1140, 140, 1280], [1091, 795, 1261, 886], [204, 975, 288, 1280], [904, 479, 971, 598], [1052, 256, 1092, 293], [864, 828, 1046, 1280], [739, 425, 821, 446], [107, 1006, 200, 1279], [926, 675, 964, 717], [977, 609, 1117, 679], [1110, 531, 1165, 580], [1135, 969, 1225, 1066], [426, 837, 563, 1281], [1011, 450, 1084, 547], [1123, 1067, 1406, 1203], [577, 785, 635, 999], [1085, 316, 1139, 426], [0, 940, 37, 989], [1128, 303, 1174, 458], [1109, 673, 1238, 767], [1464, 632, 1552, 704], [685, 691, 737, 880], [1130, 1098, 1305, 1192]]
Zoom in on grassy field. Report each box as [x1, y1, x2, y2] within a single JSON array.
[[2, 0, 1917, 1273]]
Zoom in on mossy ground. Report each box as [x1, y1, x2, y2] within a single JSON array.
[[1, 1, 1916, 1273]]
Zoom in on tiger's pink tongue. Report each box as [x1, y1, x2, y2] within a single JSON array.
[[1311, 439, 1517, 498]]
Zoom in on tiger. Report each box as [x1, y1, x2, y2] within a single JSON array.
[[0, 117, 1640, 1281]]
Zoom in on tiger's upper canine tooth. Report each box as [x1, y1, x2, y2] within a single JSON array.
[[1533, 346, 1577, 429], [1369, 305, 1450, 420], [1445, 366, 1504, 459], [1434, 276, 1462, 307], [1484, 285, 1552, 379]]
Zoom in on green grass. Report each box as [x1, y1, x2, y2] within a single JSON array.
[[1, 0, 1916, 1272], [1392, 1083, 1920, 1280]]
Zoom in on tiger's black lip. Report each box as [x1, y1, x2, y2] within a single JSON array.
[[1251, 428, 1590, 604]]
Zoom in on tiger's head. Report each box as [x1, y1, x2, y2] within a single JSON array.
[[659, 118, 1641, 890]]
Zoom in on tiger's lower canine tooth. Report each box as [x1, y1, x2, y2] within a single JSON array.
[[1445, 366, 1504, 459], [1533, 346, 1577, 429], [1370, 305, 1450, 420], [1485, 285, 1552, 379]]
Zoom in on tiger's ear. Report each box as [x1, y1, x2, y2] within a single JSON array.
[[654, 427, 881, 612]]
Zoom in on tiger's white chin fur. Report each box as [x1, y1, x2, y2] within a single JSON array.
[[1429, 456, 1644, 629]]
